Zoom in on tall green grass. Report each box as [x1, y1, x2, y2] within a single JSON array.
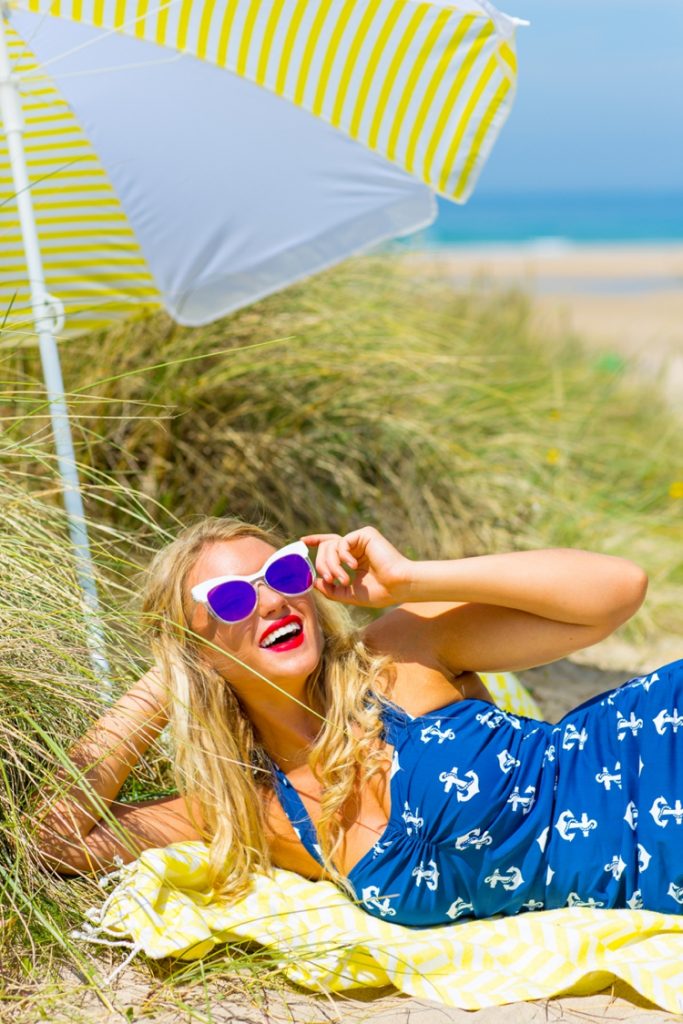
[[1, 253, 681, 1018]]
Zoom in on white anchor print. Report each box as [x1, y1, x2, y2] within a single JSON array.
[[595, 762, 622, 790], [624, 801, 639, 831], [566, 892, 605, 909], [667, 882, 683, 905], [454, 827, 493, 851], [649, 796, 683, 828], [604, 854, 627, 880], [522, 899, 544, 911], [401, 802, 424, 835], [562, 723, 588, 751], [625, 671, 659, 692], [419, 720, 456, 744], [536, 827, 549, 852], [361, 886, 397, 917], [446, 897, 474, 920], [496, 748, 521, 773], [439, 766, 480, 801], [507, 785, 536, 814], [411, 858, 440, 891], [555, 809, 598, 841], [653, 707, 683, 735], [372, 838, 394, 858], [616, 711, 643, 740], [626, 890, 644, 910], [542, 743, 556, 766], [475, 708, 521, 731], [484, 866, 524, 891], [637, 843, 651, 872]]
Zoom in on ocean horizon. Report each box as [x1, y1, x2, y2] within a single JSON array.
[[393, 191, 683, 248]]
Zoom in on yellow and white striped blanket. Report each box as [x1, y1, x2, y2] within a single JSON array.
[[75, 674, 683, 1012]]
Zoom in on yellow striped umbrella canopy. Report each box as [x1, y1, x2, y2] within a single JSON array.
[[2, 0, 520, 341]]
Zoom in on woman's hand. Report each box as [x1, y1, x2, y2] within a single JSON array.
[[300, 526, 412, 608]]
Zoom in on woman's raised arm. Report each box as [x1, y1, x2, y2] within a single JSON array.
[[303, 528, 648, 673]]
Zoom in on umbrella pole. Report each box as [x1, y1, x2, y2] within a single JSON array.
[[0, 13, 111, 698]]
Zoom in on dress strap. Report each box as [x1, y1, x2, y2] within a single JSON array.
[[268, 760, 325, 867]]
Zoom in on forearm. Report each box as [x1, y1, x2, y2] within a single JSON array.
[[33, 668, 170, 844], [397, 548, 648, 626]]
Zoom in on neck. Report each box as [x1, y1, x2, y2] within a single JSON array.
[[240, 684, 325, 770]]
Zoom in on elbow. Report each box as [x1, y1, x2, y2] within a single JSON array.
[[608, 561, 649, 627], [31, 822, 93, 877]]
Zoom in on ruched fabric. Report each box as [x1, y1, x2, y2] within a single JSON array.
[[270, 660, 683, 927]]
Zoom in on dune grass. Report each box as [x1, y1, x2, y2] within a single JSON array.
[[0, 252, 682, 1020]]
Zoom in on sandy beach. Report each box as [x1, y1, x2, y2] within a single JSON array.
[[400, 243, 683, 410]]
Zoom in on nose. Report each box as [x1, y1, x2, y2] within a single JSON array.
[[256, 581, 289, 617]]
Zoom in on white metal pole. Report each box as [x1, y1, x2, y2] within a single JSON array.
[[0, 10, 111, 697]]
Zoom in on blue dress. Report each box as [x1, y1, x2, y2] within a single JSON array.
[[269, 659, 683, 927]]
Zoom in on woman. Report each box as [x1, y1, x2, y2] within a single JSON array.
[[34, 518, 683, 927]]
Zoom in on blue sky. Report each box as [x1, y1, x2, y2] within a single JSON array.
[[475, 0, 683, 194]]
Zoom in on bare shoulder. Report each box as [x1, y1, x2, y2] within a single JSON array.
[[361, 603, 493, 715]]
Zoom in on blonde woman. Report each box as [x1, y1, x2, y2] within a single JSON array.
[[35, 519, 683, 925]]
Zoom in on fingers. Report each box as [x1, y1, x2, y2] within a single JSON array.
[[301, 533, 359, 586]]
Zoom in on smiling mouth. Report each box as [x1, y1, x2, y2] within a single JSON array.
[[259, 619, 304, 650]]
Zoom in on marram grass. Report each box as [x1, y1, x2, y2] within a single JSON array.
[[0, 253, 681, 1019]]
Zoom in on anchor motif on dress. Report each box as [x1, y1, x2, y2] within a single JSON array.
[[637, 843, 651, 871], [542, 744, 556, 766], [484, 866, 524, 891], [595, 762, 622, 790], [496, 748, 521, 773], [439, 766, 480, 801], [411, 858, 440, 891], [507, 785, 536, 814], [624, 801, 639, 831], [372, 838, 394, 858], [419, 720, 456, 744], [562, 723, 588, 751], [475, 708, 521, 731], [653, 707, 683, 735], [625, 671, 658, 692], [616, 711, 643, 740], [446, 897, 474, 920], [667, 882, 683, 905], [649, 796, 683, 828], [566, 892, 605, 908], [401, 801, 424, 835], [555, 809, 598, 841], [626, 889, 644, 910], [604, 854, 626, 879], [361, 886, 397, 917], [521, 899, 544, 911], [455, 827, 493, 851]]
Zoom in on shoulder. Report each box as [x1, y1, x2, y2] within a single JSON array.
[[360, 603, 491, 715]]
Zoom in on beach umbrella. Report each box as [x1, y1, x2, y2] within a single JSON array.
[[0, 0, 524, 686]]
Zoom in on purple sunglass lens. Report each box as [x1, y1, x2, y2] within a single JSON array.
[[207, 579, 257, 622], [265, 553, 313, 595]]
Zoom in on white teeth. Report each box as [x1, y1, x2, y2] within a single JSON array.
[[260, 623, 302, 648]]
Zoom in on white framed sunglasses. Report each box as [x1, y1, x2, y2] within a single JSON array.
[[191, 541, 316, 624]]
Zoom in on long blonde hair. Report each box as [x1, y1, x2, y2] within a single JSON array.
[[141, 516, 395, 901]]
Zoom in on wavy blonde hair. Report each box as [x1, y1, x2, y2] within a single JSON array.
[[141, 516, 395, 902]]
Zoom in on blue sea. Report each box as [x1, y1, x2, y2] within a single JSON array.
[[395, 191, 683, 247]]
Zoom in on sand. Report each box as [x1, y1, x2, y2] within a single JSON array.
[[399, 243, 683, 410]]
